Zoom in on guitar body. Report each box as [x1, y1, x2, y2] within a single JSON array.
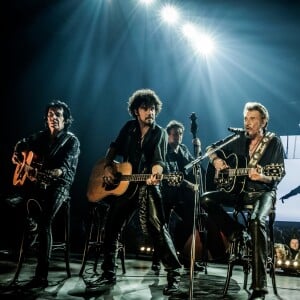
[[206, 150, 283, 194], [87, 158, 184, 202], [13, 151, 57, 188], [87, 159, 133, 202], [206, 150, 247, 194], [13, 151, 34, 186]]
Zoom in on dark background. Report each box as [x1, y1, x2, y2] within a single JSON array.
[[1, 0, 300, 253]]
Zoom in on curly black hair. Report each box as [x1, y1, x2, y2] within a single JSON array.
[[127, 89, 163, 118]]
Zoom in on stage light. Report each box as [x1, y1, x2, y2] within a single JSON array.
[[181, 23, 215, 56], [160, 4, 180, 25], [195, 34, 215, 55], [182, 23, 197, 40], [276, 259, 283, 265], [293, 261, 298, 267], [139, 0, 155, 6], [285, 260, 291, 266], [139, 245, 154, 255]]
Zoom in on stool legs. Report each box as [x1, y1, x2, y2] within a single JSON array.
[[79, 203, 126, 276], [11, 198, 71, 283], [11, 220, 30, 284], [49, 199, 71, 278], [268, 212, 277, 295], [63, 200, 71, 277], [223, 209, 277, 297], [199, 214, 208, 275], [79, 205, 102, 276], [223, 240, 251, 296]]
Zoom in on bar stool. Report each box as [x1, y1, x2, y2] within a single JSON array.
[[223, 203, 277, 297], [11, 196, 71, 284], [79, 201, 126, 276]]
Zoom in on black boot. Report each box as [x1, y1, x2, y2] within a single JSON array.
[[86, 272, 116, 290], [248, 290, 266, 300], [163, 269, 181, 296], [24, 276, 48, 289]]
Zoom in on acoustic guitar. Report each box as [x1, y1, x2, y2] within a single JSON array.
[[13, 151, 54, 187], [206, 150, 284, 194], [87, 158, 184, 202]]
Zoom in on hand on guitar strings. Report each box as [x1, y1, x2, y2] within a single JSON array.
[[12, 151, 24, 164], [212, 157, 228, 171], [103, 165, 116, 186]]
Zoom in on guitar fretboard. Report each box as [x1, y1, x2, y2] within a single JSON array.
[[227, 168, 250, 176], [120, 174, 177, 182], [221, 164, 283, 176]]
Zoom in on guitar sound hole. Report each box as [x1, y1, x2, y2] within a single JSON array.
[[105, 183, 118, 191]]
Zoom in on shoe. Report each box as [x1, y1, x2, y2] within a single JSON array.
[[248, 291, 266, 300], [184, 262, 205, 272], [87, 273, 116, 289], [24, 277, 48, 289], [5, 195, 23, 208], [194, 262, 205, 272], [163, 282, 179, 296], [151, 263, 161, 272]]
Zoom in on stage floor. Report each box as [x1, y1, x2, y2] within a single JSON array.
[[0, 252, 299, 299]]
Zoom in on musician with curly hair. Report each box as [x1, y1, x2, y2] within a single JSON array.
[[86, 89, 182, 296]]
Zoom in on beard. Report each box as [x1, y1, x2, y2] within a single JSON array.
[[143, 118, 154, 125]]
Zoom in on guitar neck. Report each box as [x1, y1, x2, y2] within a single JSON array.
[[226, 167, 281, 181], [120, 174, 173, 182], [227, 168, 250, 177]]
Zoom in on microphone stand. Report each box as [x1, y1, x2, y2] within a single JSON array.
[[184, 132, 240, 300], [184, 133, 241, 172], [188, 152, 203, 300]]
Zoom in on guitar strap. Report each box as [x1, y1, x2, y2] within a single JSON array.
[[247, 131, 275, 168], [49, 132, 74, 158]]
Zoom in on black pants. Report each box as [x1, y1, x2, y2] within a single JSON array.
[[101, 184, 181, 283], [200, 190, 276, 293], [30, 186, 69, 279]]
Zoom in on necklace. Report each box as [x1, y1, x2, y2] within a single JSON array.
[[249, 137, 262, 156], [140, 127, 149, 140]]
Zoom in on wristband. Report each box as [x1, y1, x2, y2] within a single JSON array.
[[211, 156, 220, 164]]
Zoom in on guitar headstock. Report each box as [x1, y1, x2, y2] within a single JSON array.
[[167, 172, 184, 187], [263, 163, 284, 179]]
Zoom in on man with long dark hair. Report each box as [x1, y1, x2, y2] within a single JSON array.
[[11, 100, 80, 288]]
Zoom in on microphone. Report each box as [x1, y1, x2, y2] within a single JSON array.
[[228, 127, 245, 133]]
